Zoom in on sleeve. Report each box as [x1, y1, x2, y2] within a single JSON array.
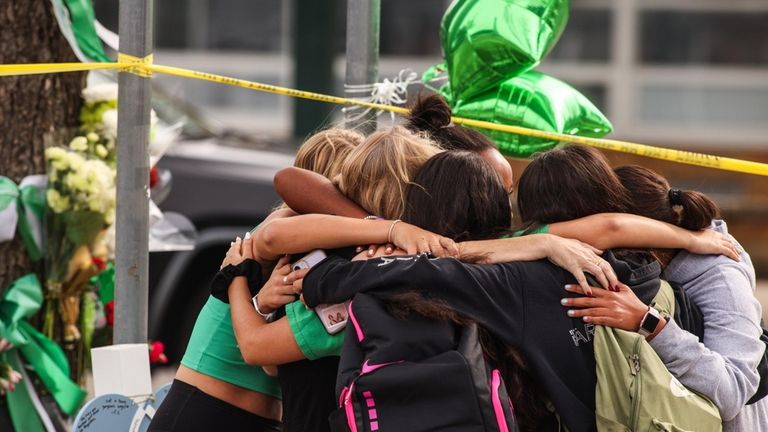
[[285, 301, 345, 360], [303, 254, 526, 346], [649, 265, 764, 420]]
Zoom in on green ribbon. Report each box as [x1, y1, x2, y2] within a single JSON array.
[[0, 176, 46, 261], [3, 350, 46, 432], [91, 263, 115, 304], [0, 274, 86, 429], [61, 0, 110, 62]]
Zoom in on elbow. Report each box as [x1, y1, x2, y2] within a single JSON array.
[[241, 350, 262, 367], [273, 167, 294, 199], [714, 373, 760, 420], [590, 214, 625, 249], [719, 402, 743, 422], [601, 214, 625, 236], [256, 220, 286, 257], [240, 338, 268, 366]]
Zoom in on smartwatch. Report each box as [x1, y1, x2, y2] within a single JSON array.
[[638, 306, 661, 338]]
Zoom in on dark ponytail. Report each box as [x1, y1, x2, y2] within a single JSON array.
[[678, 190, 721, 230], [406, 93, 495, 153], [615, 165, 720, 230], [406, 93, 453, 134]]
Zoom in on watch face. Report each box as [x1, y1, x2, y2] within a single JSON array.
[[641, 311, 661, 333]]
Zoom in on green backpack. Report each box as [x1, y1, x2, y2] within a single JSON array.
[[594, 281, 722, 432]]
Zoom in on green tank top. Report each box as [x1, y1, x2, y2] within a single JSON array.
[[181, 296, 281, 398]]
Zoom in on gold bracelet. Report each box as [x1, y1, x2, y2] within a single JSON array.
[[387, 219, 402, 244]]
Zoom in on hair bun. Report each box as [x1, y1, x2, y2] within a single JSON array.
[[406, 93, 453, 134]]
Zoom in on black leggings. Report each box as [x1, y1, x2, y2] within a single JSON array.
[[148, 380, 281, 432]]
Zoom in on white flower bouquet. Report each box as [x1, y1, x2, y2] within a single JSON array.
[[43, 144, 115, 348]]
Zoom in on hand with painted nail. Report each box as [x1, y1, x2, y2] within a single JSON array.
[[561, 283, 651, 332], [220, 231, 255, 269], [388, 222, 459, 258], [360, 243, 397, 257], [543, 236, 618, 295], [255, 255, 297, 314], [352, 244, 407, 261]]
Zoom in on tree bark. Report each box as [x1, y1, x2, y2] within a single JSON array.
[[0, 0, 87, 290]]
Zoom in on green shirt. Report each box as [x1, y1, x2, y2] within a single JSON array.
[[285, 301, 345, 359], [181, 296, 281, 398], [510, 224, 550, 237]]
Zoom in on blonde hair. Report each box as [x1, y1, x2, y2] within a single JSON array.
[[295, 128, 363, 179], [337, 126, 440, 220]]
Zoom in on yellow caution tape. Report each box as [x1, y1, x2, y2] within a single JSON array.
[[117, 53, 153, 77], [0, 62, 124, 77], [1, 59, 767, 177]]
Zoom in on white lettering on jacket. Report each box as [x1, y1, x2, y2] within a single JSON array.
[[569, 323, 595, 346]]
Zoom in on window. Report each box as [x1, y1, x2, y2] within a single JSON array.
[[548, 9, 612, 62], [641, 11, 768, 65], [640, 85, 768, 127]]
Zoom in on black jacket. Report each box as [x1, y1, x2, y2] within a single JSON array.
[[302, 252, 662, 432]]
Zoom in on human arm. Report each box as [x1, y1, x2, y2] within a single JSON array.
[[298, 254, 526, 346], [460, 234, 617, 293], [561, 283, 667, 341], [254, 215, 458, 261], [274, 167, 368, 218], [647, 263, 763, 419], [548, 213, 739, 260], [563, 262, 764, 419], [225, 241, 305, 366]]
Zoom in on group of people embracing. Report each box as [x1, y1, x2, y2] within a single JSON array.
[[148, 94, 767, 432]]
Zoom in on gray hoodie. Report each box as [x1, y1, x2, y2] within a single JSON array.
[[650, 220, 768, 431]]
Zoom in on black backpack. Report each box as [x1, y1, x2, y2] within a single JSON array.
[[328, 293, 519, 432]]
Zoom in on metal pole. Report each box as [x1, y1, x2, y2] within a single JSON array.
[[115, 0, 153, 344], [344, 0, 380, 134]]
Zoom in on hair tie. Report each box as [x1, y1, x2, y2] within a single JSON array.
[[668, 188, 683, 206]]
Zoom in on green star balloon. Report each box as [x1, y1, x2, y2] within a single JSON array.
[[441, 0, 570, 102], [452, 70, 612, 158]]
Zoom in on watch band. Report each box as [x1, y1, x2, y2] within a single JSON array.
[[638, 306, 661, 338]]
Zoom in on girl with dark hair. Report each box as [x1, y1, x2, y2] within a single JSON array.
[[404, 93, 515, 195], [563, 165, 767, 431]]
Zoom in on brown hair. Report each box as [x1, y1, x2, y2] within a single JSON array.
[[395, 151, 543, 430], [614, 165, 720, 230], [337, 126, 440, 219], [294, 128, 363, 179], [517, 145, 631, 227], [406, 93, 495, 153], [404, 151, 511, 241]]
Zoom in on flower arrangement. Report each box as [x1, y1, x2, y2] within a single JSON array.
[[41, 85, 118, 382]]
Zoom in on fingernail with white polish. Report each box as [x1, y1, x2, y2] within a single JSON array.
[[564, 284, 572, 289], [245, 231, 251, 239], [560, 298, 568, 305], [567, 310, 575, 317]]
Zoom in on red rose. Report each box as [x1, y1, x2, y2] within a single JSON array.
[[92, 256, 106, 271], [149, 166, 159, 189], [149, 341, 168, 364]]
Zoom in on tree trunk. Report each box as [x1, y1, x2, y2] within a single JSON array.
[[0, 0, 87, 290]]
